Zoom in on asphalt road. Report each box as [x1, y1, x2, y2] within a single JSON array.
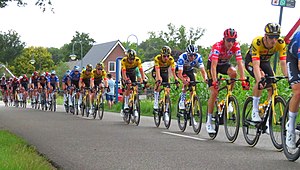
[[0, 102, 299, 170]]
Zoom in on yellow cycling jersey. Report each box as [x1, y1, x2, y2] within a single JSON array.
[[91, 69, 106, 81], [80, 70, 93, 80], [121, 56, 142, 72], [154, 54, 175, 71], [249, 36, 286, 61]]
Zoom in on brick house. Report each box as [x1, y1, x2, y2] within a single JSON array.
[[68, 40, 126, 79]]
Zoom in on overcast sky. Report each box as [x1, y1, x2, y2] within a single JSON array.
[[0, 0, 299, 48]]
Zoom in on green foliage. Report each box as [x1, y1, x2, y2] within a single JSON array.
[[0, 30, 25, 65], [11, 46, 54, 76], [138, 23, 206, 61], [59, 31, 95, 62], [55, 62, 69, 81]]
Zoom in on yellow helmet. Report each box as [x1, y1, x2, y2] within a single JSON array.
[[265, 23, 281, 35], [161, 46, 171, 55], [86, 64, 93, 70], [126, 49, 136, 60]]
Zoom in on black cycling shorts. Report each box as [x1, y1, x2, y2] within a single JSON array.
[[175, 67, 195, 82], [245, 52, 274, 86], [206, 60, 232, 87], [152, 68, 169, 85]]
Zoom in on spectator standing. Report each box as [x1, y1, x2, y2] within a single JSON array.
[[106, 73, 115, 109]]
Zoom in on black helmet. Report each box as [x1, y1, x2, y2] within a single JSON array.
[[186, 44, 198, 54], [126, 49, 136, 60]]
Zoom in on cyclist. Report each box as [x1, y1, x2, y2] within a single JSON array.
[[0, 75, 8, 104], [206, 28, 248, 133], [29, 71, 39, 104], [19, 74, 29, 103], [90, 62, 108, 115], [121, 49, 146, 111], [10, 77, 20, 105], [245, 23, 287, 123], [47, 70, 60, 104], [79, 64, 93, 111], [177, 44, 207, 110], [38, 72, 48, 103], [152, 46, 178, 121], [69, 65, 81, 107], [62, 70, 72, 107], [285, 31, 300, 148]]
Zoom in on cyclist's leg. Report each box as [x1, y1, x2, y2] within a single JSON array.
[[152, 68, 161, 109], [206, 62, 218, 133], [286, 55, 300, 148]]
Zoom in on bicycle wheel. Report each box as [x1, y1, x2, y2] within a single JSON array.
[[191, 96, 202, 134], [64, 95, 69, 113], [224, 95, 240, 143], [281, 99, 300, 161], [74, 94, 79, 115], [85, 94, 90, 117], [269, 96, 286, 150], [177, 98, 187, 132], [153, 102, 161, 127], [97, 94, 104, 120], [163, 95, 172, 129], [81, 96, 85, 117], [208, 101, 219, 139], [53, 94, 56, 112], [242, 97, 260, 146], [133, 94, 140, 126], [123, 100, 130, 124]]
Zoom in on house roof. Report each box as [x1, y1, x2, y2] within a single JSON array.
[[81, 40, 125, 68]]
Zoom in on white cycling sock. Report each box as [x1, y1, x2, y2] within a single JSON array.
[[154, 91, 159, 103], [124, 96, 129, 105], [288, 111, 297, 133], [253, 96, 260, 112], [207, 113, 212, 124], [180, 93, 186, 101]]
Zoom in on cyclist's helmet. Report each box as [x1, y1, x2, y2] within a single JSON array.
[[2, 75, 5, 80], [13, 77, 17, 81], [96, 62, 104, 68], [186, 44, 198, 54], [161, 46, 172, 55], [73, 65, 80, 71], [265, 23, 281, 35], [126, 49, 136, 60], [86, 64, 93, 71], [45, 72, 49, 77], [51, 70, 56, 75], [66, 70, 71, 76], [23, 74, 27, 78], [224, 28, 237, 38], [41, 73, 45, 77], [33, 71, 38, 76]]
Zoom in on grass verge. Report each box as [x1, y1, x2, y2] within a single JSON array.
[[0, 130, 56, 170]]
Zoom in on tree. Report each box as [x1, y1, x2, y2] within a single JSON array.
[[47, 47, 62, 64], [60, 31, 95, 62], [0, 30, 25, 65], [0, 0, 53, 12], [138, 23, 206, 61], [11, 46, 54, 76]]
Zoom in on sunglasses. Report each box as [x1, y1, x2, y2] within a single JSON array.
[[86, 69, 92, 72], [226, 38, 236, 43], [268, 35, 280, 39], [188, 53, 196, 57], [74, 71, 79, 72], [163, 55, 169, 58], [97, 68, 103, 71]]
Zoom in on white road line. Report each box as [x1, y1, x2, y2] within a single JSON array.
[[162, 131, 207, 141]]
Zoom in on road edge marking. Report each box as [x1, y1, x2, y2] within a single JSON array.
[[162, 131, 207, 141]]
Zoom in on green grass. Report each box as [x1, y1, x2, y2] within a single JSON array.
[[0, 130, 56, 170]]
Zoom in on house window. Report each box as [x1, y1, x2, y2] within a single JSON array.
[[108, 61, 116, 72]]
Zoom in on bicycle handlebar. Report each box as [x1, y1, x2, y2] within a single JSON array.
[[258, 76, 287, 90]]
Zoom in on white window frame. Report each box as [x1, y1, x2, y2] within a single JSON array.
[[108, 61, 116, 72]]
